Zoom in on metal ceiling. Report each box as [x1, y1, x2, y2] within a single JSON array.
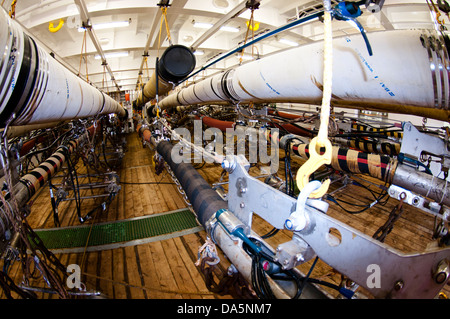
[[3, 0, 443, 96]]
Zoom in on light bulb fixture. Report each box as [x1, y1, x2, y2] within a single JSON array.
[[193, 21, 239, 33], [220, 26, 239, 32], [79, 19, 131, 32], [279, 38, 299, 47], [193, 22, 213, 29], [95, 51, 129, 59]]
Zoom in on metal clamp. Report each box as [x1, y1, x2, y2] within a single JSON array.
[[285, 180, 322, 231]]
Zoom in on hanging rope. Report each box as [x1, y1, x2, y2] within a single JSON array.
[[295, 1, 333, 198], [195, 238, 256, 298], [144, 56, 150, 81], [239, 7, 257, 64], [157, 6, 172, 57], [153, 3, 173, 119], [78, 30, 89, 81]]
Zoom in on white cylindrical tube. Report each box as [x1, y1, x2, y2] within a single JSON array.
[[158, 29, 450, 121], [0, 9, 125, 127], [230, 30, 432, 104]]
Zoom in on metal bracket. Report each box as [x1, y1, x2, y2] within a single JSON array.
[[226, 154, 295, 230], [296, 206, 450, 298], [224, 156, 450, 298], [275, 234, 316, 270], [388, 184, 446, 219], [401, 122, 449, 175]]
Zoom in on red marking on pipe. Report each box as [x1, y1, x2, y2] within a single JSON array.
[[19, 139, 37, 156], [279, 123, 311, 136], [200, 116, 234, 132], [143, 129, 152, 143], [87, 122, 100, 136], [268, 109, 303, 120]]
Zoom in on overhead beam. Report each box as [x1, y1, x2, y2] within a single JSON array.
[[74, 0, 121, 92], [137, 8, 162, 85], [190, 0, 252, 51]]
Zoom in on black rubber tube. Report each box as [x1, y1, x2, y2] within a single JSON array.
[[158, 45, 196, 83], [156, 140, 227, 227]]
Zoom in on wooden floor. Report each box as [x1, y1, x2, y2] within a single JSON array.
[[1, 131, 449, 299]]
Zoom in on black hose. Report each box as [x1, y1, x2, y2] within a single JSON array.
[[156, 140, 227, 227]]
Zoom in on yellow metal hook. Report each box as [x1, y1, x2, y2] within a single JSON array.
[[295, 136, 332, 199], [246, 20, 260, 31], [49, 19, 64, 33]]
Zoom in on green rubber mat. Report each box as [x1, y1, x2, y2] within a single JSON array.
[[32, 209, 200, 251]]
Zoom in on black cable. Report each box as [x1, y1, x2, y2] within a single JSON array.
[[326, 181, 390, 214], [251, 251, 276, 299], [251, 247, 347, 298], [351, 180, 390, 206], [334, 132, 401, 139], [82, 191, 114, 221], [59, 145, 83, 223], [284, 137, 297, 198], [297, 256, 318, 297], [67, 151, 83, 223], [242, 237, 306, 299], [102, 127, 114, 170], [22, 130, 72, 159], [260, 227, 279, 239], [270, 272, 343, 295], [193, 161, 206, 169]]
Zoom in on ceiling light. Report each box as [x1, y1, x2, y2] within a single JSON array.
[[99, 37, 110, 45], [79, 20, 131, 32], [220, 26, 239, 32], [279, 38, 299, 47], [95, 51, 129, 59], [193, 22, 213, 29], [213, 0, 229, 8], [183, 35, 194, 42]]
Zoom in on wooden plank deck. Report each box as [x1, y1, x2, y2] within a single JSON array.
[[1, 131, 448, 299]]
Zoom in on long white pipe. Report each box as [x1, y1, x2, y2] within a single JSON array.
[[0, 9, 125, 128], [159, 29, 450, 122]]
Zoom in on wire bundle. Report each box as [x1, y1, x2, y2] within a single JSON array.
[[242, 237, 355, 299], [326, 179, 389, 214]]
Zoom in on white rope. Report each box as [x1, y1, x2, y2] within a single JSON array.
[[195, 237, 220, 266]]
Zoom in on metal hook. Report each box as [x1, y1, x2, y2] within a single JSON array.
[[295, 136, 332, 199]]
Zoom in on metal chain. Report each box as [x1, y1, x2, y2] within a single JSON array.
[[163, 163, 192, 207], [373, 195, 405, 242]]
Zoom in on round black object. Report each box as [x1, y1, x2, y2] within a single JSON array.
[[158, 45, 196, 83]]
